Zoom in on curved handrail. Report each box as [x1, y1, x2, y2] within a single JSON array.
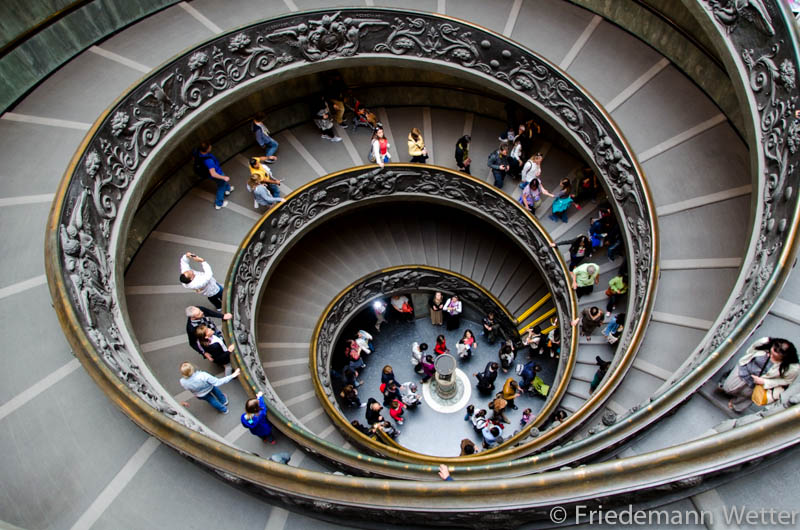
[[308, 264, 547, 460], [228, 164, 579, 465], [55, 4, 797, 517]]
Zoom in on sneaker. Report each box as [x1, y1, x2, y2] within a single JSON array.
[[254, 199, 260, 208], [225, 186, 234, 196], [220, 408, 229, 414], [321, 134, 329, 140], [215, 200, 229, 210], [519, 182, 526, 189], [605, 311, 612, 319], [222, 398, 229, 407], [331, 136, 343, 142], [359, 403, 367, 408], [339, 122, 349, 129]]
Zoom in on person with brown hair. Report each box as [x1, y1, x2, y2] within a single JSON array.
[[251, 113, 279, 162], [241, 391, 276, 444], [429, 291, 444, 326], [194, 323, 235, 375], [408, 127, 428, 163]]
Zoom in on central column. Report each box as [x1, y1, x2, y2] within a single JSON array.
[[434, 353, 457, 399]]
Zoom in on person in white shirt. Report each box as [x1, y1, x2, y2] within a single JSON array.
[[444, 295, 462, 330], [180, 253, 223, 309]]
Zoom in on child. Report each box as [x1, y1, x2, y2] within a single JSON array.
[[464, 404, 475, 422], [434, 335, 449, 356], [389, 399, 405, 424], [520, 408, 533, 427]]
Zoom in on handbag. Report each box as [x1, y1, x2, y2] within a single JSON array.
[[751, 356, 772, 405], [605, 288, 613, 297], [751, 384, 769, 406]]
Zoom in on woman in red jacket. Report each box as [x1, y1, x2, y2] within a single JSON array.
[[389, 399, 405, 424], [434, 334, 449, 356]]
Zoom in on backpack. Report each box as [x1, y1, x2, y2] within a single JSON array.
[[192, 150, 211, 179]]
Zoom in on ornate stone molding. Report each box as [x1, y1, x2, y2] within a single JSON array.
[[45, 5, 668, 507], [230, 166, 576, 435]]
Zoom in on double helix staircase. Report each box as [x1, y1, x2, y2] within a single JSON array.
[[4, 0, 800, 528]]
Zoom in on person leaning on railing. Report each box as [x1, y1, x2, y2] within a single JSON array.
[[719, 337, 800, 412]]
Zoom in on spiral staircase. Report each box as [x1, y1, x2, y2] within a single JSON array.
[[3, 0, 800, 528]]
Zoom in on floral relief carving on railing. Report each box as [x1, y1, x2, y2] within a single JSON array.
[[231, 167, 573, 414], [698, 1, 799, 354], [51, 8, 654, 442]]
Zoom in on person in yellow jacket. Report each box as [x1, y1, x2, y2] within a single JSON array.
[[501, 377, 522, 410], [408, 127, 428, 163]]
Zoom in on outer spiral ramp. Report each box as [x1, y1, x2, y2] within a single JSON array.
[[3, 0, 800, 528]]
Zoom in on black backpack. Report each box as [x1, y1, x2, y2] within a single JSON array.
[[192, 149, 211, 178]]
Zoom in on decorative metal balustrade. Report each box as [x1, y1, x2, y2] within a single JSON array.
[[41, 2, 800, 522], [227, 167, 575, 463]]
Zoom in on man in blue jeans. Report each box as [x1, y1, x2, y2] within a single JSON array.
[[197, 142, 233, 209], [252, 113, 279, 162], [487, 143, 510, 188]]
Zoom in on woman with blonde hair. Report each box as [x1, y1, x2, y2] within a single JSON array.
[[178, 362, 240, 414], [407, 127, 428, 163], [247, 157, 285, 209]]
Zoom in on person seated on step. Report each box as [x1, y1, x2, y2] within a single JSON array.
[[720, 337, 800, 413]]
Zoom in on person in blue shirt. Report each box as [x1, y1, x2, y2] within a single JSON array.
[[241, 391, 276, 444], [196, 142, 233, 209]]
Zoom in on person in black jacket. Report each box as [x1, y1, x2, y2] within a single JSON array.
[[474, 362, 499, 394], [186, 305, 232, 353], [366, 398, 384, 424], [455, 135, 471, 174], [195, 324, 235, 375], [487, 144, 510, 188]]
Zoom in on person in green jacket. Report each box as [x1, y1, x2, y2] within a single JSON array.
[[605, 272, 628, 317]]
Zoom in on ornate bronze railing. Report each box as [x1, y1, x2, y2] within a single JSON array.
[[45, 4, 657, 480], [228, 165, 579, 465], [59, 5, 800, 521]]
